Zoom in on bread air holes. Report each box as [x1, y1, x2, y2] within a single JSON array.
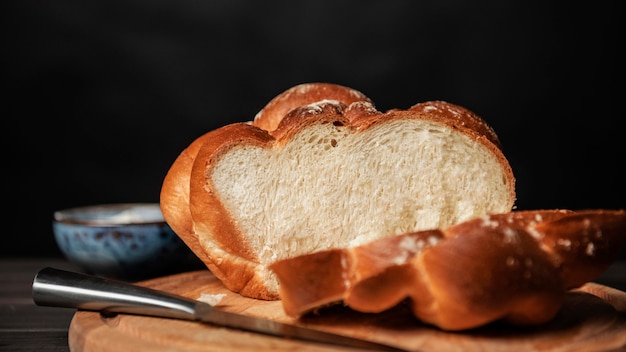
[[307, 135, 338, 149], [319, 138, 338, 150], [305, 123, 345, 150]]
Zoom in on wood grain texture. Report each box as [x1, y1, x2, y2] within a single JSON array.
[[68, 270, 626, 352]]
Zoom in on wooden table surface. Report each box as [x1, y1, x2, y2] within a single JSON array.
[[2, 257, 625, 352]]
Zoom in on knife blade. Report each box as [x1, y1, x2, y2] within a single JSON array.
[[32, 267, 406, 351]]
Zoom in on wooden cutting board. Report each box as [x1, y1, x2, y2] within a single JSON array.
[[68, 270, 626, 352]]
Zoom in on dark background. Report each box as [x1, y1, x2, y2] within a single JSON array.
[[3, 1, 624, 259]]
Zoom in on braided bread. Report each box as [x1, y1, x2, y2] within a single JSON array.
[[160, 82, 516, 300], [270, 209, 626, 330]]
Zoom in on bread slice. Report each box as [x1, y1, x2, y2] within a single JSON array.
[[270, 209, 626, 330], [160, 83, 516, 300]]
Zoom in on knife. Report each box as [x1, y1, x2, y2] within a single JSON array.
[[32, 267, 406, 351]]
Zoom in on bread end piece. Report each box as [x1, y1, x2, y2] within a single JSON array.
[[271, 210, 626, 331]]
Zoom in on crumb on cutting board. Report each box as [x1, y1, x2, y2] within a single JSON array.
[[197, 293, 227, 306]]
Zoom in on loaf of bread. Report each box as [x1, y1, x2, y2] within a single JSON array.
[[269, 209, 626, 330], [160, 82, 516, 300]]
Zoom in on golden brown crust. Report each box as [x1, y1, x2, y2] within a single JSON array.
[[535, 209, 626, 289], [270, 209, 626, 331], [269, 100, 354, 142], [252, 82, 372, 132], [160, 132, 214, 264], [269, 250, 350, 315], [419, 213, 565, 330], [408, 101, 502, 148]]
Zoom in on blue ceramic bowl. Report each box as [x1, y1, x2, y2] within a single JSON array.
[[53, 203, 202, 281]]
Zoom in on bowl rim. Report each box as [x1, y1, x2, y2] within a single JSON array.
[[53, 203, 167, 226]]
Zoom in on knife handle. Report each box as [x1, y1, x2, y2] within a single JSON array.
[[32, 267, 200, 321]]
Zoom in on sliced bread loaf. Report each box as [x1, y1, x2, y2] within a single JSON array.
[[160, 83, 516, 300]]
